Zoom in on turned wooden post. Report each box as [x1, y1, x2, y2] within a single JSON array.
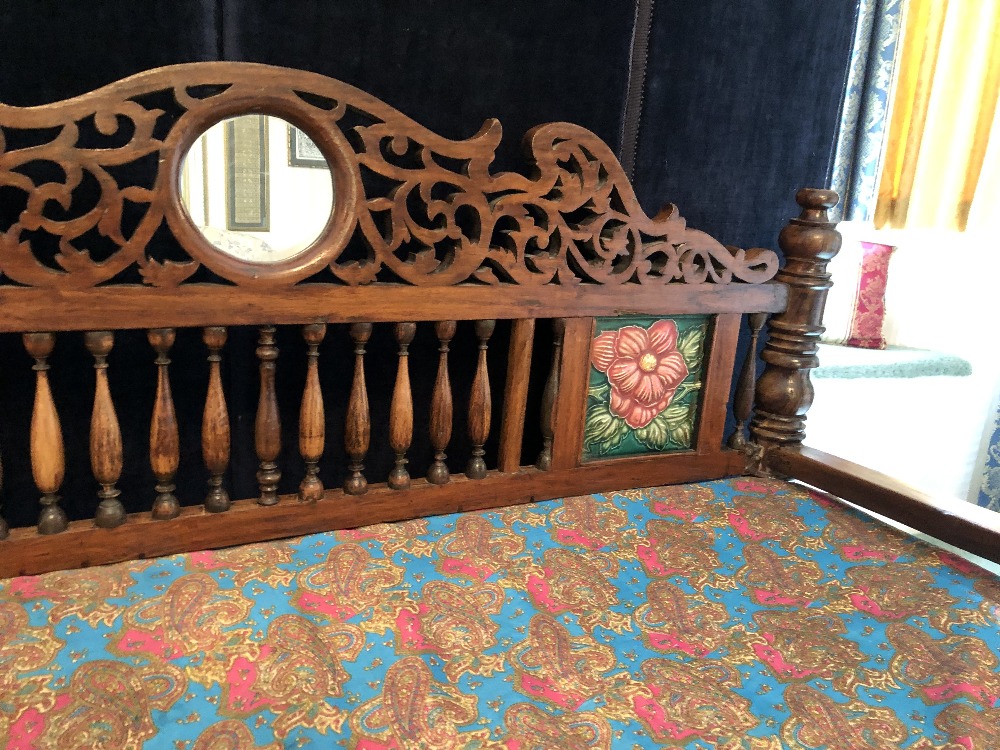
[[148, 328, 180, 519], [427, 320, 457, 485], [86, 331, 125, 528], [728, 313, 767, 451], [298, 323, 326, 503], [750, 188, 842, 451], [256, 325, 281, 505], [24, 333, 67, 534], [467, 319, 496, 479], [202, 327, 231, 512], [389, 322, 417, 490], [345, 322, 372, 495], [536, 318, 566, 470]]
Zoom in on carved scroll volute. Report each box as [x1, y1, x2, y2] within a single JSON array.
[[345, 322, 372, 495], [728, 313, 767, 451], [202, 327, 230, 512], [256, 325, 281, 506], [85, 331, 126, 528], [24, 333, 68, 534], [536, 318, 566, 470], [389, 322, 417, 490], [298, 323, 327, 503], [148, 328, 180, 520], [427, 321, 457, 485], [467, 320, 496, 480], [751, 189, 842, 451]]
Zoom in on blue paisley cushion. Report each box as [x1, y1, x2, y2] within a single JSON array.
[[0, 476, 998, 748]]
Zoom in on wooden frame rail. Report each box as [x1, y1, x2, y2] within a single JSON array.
[[0, 284, 786, 333], [0, 451, 745, 577]]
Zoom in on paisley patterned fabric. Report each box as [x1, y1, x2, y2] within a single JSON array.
[[1, 477, 999, 748]]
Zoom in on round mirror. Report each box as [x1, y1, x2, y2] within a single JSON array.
[[180, 114, 335, 263]]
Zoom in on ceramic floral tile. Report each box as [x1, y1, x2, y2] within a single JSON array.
[[583, 315, 708, 460]]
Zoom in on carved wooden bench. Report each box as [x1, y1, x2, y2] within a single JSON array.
[[0, 63, 995, 576]]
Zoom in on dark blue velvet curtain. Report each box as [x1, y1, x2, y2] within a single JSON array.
[[0, 1, 856, 525]]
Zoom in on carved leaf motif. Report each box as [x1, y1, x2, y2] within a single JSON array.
[[138, 258, 200, 288], [53, 245, 100, 274]]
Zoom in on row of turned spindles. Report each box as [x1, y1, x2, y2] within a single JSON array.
[[3, 320, 503, 537]]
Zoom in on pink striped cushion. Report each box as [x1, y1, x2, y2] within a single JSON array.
[[845, 241, 894, 349]]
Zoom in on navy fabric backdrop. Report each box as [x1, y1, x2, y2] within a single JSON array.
[[0, 1, 856, 526]]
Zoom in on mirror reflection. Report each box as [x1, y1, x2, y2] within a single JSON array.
[[180, 114, 335, 263]]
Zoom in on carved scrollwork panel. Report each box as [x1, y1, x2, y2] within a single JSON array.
[[0, 62, 778, 288]]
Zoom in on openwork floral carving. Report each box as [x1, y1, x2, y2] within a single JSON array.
[[0, 62, 779, 288]]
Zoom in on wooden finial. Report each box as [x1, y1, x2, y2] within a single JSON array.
[[148, 328, 180, 520], [298, 323, 327, 503], [750, 188, 842, 452], [427, 321, 457, 485], [24, 332, 68, 535], [344, 322, 372, 495], [388, 322, 417, 490], [202, 327, 231, 512]]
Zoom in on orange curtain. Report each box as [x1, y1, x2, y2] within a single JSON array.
[[875, 0, 1000, 230]]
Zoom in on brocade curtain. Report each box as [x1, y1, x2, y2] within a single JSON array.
[[831, 0, 904, 222]]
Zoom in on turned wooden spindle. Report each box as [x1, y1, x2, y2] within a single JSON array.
[[467, 319, 496, 479], [255, 325, 281, 505], [202, 327, 231, 512], [86, 331, 125, 528], [427, 320, 457, 484], [0, 446, 5, 541], [728, 313, 767, 451], [751, 189, 842, 451], [536, 318, 566, 470], [298, 323, 327, 503], [148, 328, 180, 520], [24, 333, 68, 534], [344, 322, 372, 495], [389, 322, 417, 490]]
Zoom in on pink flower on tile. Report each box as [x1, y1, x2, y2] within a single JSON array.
[[591, 320, 689, 429]]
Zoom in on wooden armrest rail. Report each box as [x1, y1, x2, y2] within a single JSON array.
[[767, 445, 1000, 565]]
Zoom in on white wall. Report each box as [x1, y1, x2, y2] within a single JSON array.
[[814, 221, 1000, 501]]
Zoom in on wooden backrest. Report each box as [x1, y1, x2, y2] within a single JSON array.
[[0, 62, 790, 575]]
